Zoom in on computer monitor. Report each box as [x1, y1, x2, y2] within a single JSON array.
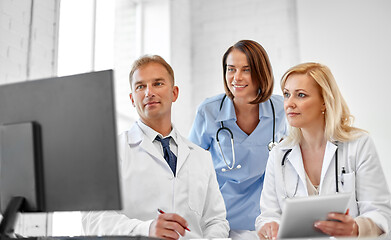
[[0, 70, 122, 237]]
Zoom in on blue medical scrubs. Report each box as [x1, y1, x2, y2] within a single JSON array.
[[188, 93, 287, 230]]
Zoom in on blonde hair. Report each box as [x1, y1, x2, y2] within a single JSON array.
[[281, 62, 364, 144]]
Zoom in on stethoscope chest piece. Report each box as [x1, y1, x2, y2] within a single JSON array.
[[221, 164, 241, 172]]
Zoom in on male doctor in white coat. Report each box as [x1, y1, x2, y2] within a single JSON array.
[[82, 55, 229, 240]]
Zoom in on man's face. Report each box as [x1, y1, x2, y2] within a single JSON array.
[[130, 62, 178, 125]]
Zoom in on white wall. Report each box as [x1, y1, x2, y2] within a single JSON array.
[[114, 0, 138, 134], [114, 0, 173, 134], [0, 0, 60, 236], [170, 0, 192, 134], [296, 0, 391, 187], [0, 0, 59, 83]]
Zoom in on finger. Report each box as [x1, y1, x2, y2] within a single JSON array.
[[257, 229, 265, 240], [258, 233, 267, 240], [314, 220, 346, 236], [157, 215, 187, 236], [159, 213, 189, 230], [155, 228, 180, 240], [270, 224, 279, 239], [265, 226, 274, 239], [327, 212, 350, 222], [163, 221, 186, 236], [258, 229, 268, 239], [314, 221, 333, 236]]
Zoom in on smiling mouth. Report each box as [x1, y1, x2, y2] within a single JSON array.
[[287, 112, 300, 116], [232, 84, 248, 88]]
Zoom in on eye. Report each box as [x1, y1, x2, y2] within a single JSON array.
[[283, 92, 290, 98], [135, 85, 144, 90], [298, 93, 306, 98], [154, 82, 163, 87], [243, 68, 251, 72], [227, 68, 235, 72]]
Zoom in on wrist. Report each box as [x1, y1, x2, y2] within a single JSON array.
[[352, 221, 359, 236]]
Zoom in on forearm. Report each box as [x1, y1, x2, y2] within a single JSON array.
[[82, 211, 153, 236], [355, 216, 384, 237]]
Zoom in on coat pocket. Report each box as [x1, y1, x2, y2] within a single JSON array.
[[188, 168, 208, 216], [341, 172, 358, 217]]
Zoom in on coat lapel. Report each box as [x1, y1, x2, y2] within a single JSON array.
[[319, 141, 338, 193], [286, 144, 308, 195], [174, 132, 190, 175], [127, 123, 166, 164]]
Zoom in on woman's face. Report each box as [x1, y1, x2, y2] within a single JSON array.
[[283, 73, 326, 130], [225, 49, 258, 102]]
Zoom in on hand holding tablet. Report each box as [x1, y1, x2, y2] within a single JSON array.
[[277, 193, 352, 239]]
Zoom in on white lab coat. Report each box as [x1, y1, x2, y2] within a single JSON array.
[[83, 122, 229, 239], [255, 133, 391, 235]]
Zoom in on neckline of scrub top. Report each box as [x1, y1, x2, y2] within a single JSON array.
[[215, 96, 276, 144], [215, 95, 273, 123]]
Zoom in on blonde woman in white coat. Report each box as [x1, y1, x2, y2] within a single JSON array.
[[256, 63, 391, 239]]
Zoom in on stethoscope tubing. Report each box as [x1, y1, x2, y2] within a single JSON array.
[[216, 126, 239, 171], [281, 145, 340, 198], [216, 95, 276, 172]]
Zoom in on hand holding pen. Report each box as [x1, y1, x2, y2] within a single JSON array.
[[149, 208, 190, 240], [158, 209, 191, 231]]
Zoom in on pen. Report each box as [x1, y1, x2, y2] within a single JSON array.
[[341, 167, 346, 185], [157, 208, 191, 232]]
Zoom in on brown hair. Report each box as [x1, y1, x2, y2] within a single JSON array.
[[222, 40, 274, 104], [129, 55, 174, 88]]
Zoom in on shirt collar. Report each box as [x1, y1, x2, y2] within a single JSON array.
[[215, 95, 236, 122], [136, 119, 178, 145], [215, 96, 273, 123]]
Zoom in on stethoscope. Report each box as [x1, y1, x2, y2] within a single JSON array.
[[216, 95, 277, 172], [281, 144, 343, 198]]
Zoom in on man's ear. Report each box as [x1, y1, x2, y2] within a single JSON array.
[[129, 93, 135, 107], [172, 86, 179, 103]]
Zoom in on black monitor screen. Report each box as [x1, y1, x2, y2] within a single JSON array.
[[0, 70, 121, 215]]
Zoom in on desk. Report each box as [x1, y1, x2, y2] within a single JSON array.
[[0, 236, 158, 240], [1, 235, 389, 240]]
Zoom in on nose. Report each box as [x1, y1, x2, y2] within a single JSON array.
[[284, 95, 296, 110], [234, 71, 242, 81], [144, 84, 155, 97]]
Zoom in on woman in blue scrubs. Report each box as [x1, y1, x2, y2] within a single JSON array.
[[189, 40, 287, 239]]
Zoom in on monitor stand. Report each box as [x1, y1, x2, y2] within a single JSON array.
[[0, 197, 25, 238]]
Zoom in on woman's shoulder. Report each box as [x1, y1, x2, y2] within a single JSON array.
[[275, 137, 296, 151], [342, 131, 373, 147]]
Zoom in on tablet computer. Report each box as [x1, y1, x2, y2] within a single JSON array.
[[278, 193, 352, 239]]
